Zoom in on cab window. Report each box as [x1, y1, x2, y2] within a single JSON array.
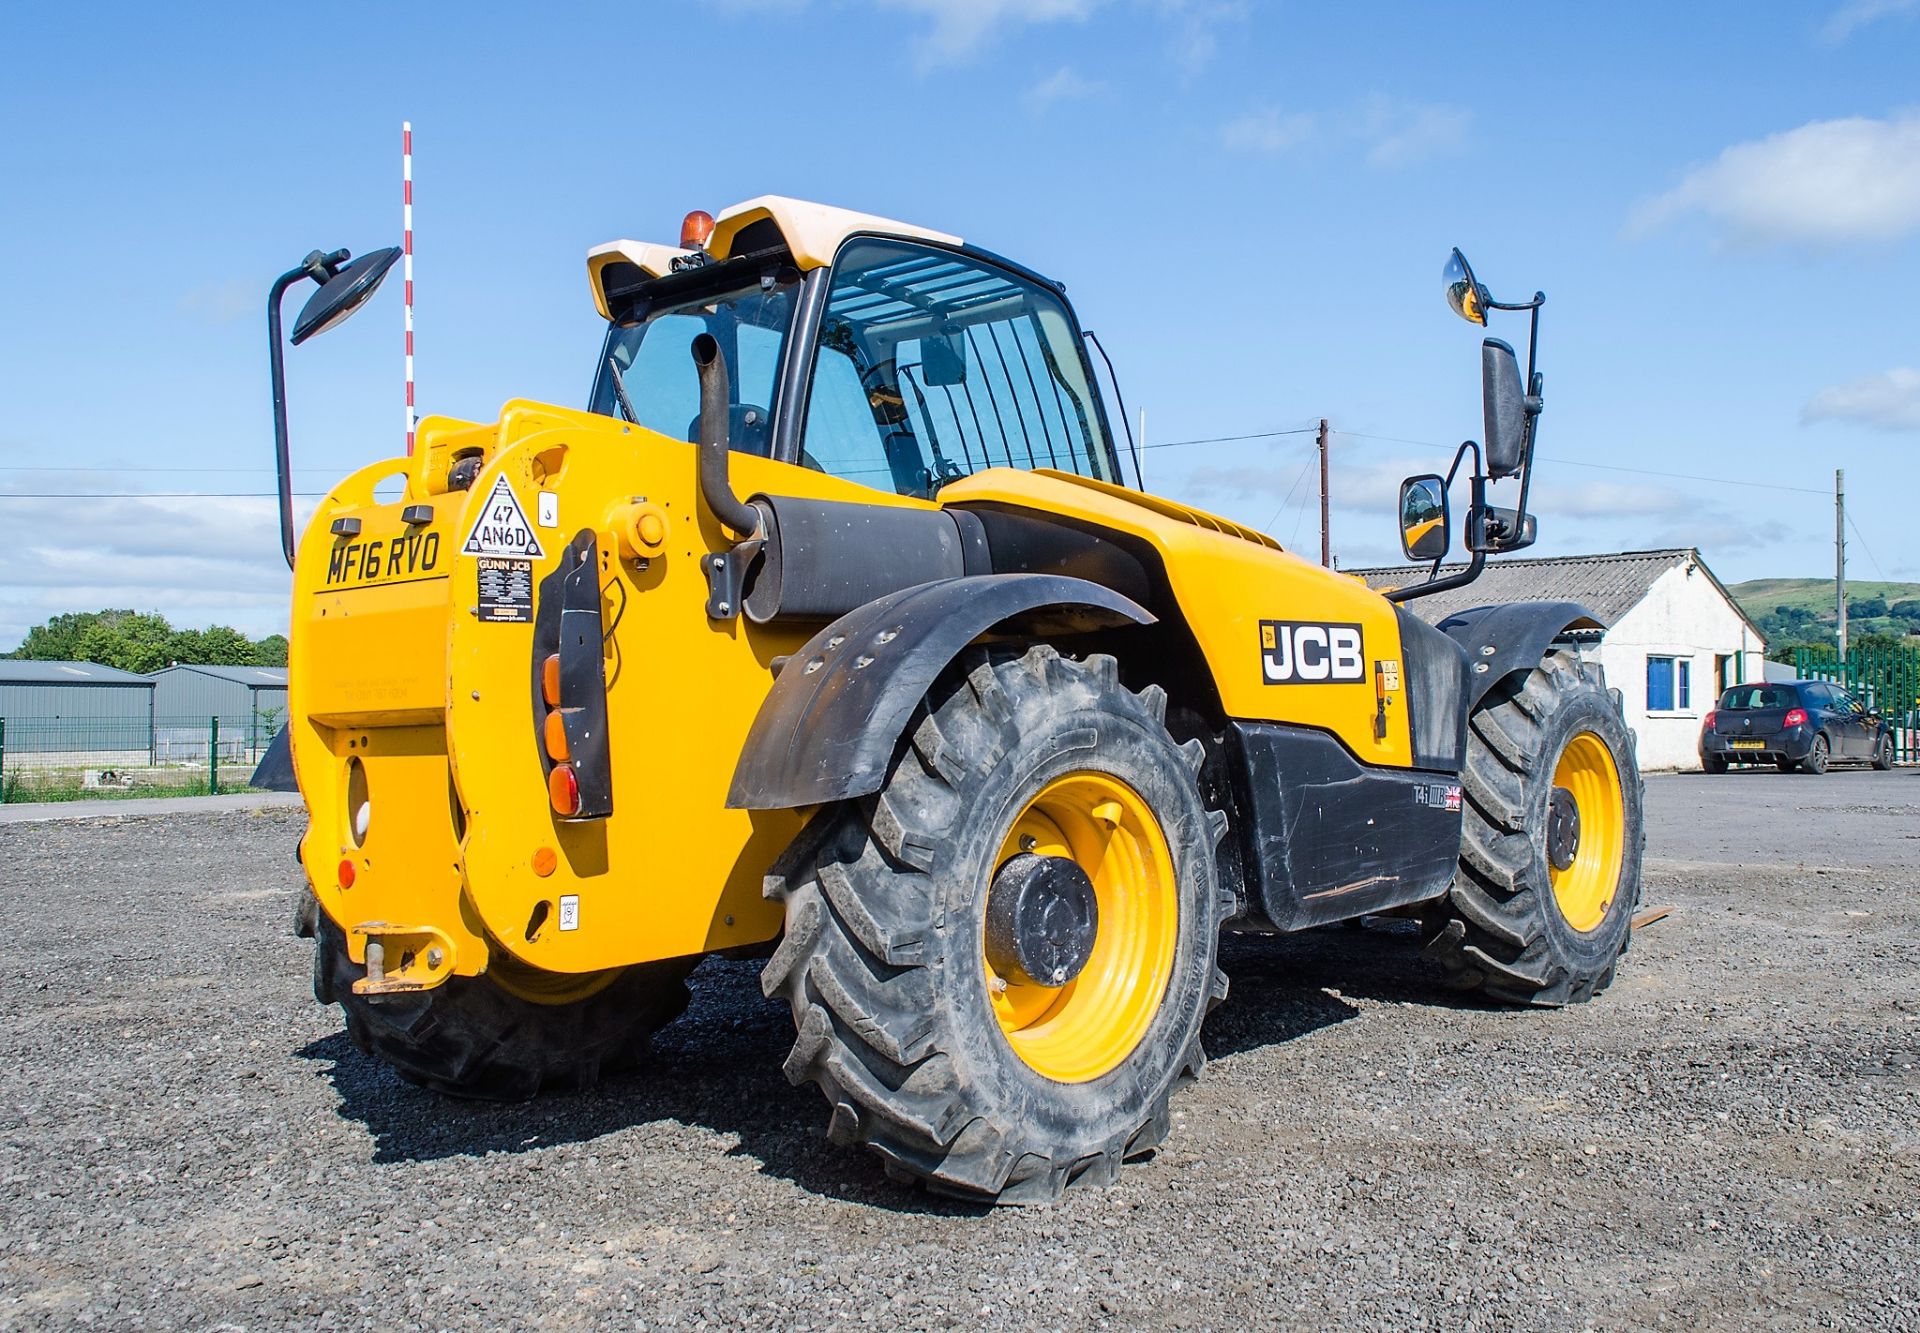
[[801, 238, 1117, 497]]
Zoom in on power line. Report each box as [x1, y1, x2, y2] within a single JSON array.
[[0, 466, 340, 475], [0, 492, 328, 500], [1331, 430, 1831, 497], [1141, 426, 1318, 451], [1846, 513, 1887, 581]]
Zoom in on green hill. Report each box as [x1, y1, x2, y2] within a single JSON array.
[[1729, 578, 1920, 652]]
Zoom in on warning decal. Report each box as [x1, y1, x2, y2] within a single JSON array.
[[461, 476, 545, 559]]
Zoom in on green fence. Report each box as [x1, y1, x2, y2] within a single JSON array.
[[1792, 644, 1920, 764], [0, 713, 270, 803]]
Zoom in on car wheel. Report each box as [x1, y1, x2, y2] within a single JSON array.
[[1872, 734, 1895, 771], [1702, 754, 1728, 774], [1803, 734, 1830, 775]]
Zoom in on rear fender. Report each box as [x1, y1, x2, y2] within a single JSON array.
[[727, 573, 1153, 810], [1437, 601, 1605, 708]]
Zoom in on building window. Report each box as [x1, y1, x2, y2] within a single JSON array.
[[1647, 656, 1691, 712]]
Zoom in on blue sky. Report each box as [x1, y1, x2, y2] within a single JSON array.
[[3, 0, 1918, 647]]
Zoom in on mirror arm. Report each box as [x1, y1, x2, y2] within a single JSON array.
[[1387, 443, 1486, 604], [267, 263, 313, 572]]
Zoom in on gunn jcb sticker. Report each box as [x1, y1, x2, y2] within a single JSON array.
[[1260, 620, 1365, 684]]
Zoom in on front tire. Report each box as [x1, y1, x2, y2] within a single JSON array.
[[761, 646, 1230, 1203], [1873, 734, 1895, 771], [1424, 648, 1644, 1006]]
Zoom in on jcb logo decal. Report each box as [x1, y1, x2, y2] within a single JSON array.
[[1260, 620, 1365, 684]]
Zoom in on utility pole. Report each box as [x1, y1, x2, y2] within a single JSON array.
[[1318, 418, 1331, 568], [1835, 468, 1847, 658]]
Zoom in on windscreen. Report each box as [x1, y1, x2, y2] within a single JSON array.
[[1718, 685, 1796, 710], [589, 270, 802, 456], [800, 238, 1117, 497]]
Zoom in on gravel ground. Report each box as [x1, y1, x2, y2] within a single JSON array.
[[2, 770, 1916, 1330]]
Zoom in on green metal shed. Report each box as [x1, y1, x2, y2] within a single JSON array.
[[0, 660, 156, 757], [148, 664, 289, 754]]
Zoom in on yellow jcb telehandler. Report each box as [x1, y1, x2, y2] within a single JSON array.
[[268, 200, 1641, 1202]]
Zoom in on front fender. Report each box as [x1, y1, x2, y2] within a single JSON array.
[[727, 573, 1153, 810], [1437, 600, 1605, 708]]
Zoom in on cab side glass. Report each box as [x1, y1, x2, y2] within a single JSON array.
[[1398, 474, 1449, 561]]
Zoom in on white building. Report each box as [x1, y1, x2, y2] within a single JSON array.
[[1354, 548, 1766, 773]]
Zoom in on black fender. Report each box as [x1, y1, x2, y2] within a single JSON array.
[[727, 573, 1154, 810], [1436, 601, 1605, 709]]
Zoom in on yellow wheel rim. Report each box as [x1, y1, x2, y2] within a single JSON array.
[[487, 952, 622, 1006], [986, 772, 1179, 1084], [1548, 732, 1626, 933]]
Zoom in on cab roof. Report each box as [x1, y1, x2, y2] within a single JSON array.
[[587, 196, 962, 322]]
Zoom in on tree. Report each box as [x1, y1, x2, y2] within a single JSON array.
[[74, 612, 175, 673], [10, 610, 136, 660], [6, 609, 289, 670]]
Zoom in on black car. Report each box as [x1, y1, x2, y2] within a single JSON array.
[[1699, 680, 1895, 774]]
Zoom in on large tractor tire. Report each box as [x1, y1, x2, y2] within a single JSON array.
[[762, 645, 1230, 1203], [1424, 647, 1644, 1006], [311, 911, 693, 1101]]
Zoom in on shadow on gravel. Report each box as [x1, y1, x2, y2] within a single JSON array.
[[300, 923, 1477, 1211], [1205, 920, 1498, 1058], [297, 959, 991, 1216]]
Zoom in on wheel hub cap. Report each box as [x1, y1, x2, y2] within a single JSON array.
[[985, 853, 1099, 988], [1547, 785, 1581, 871]]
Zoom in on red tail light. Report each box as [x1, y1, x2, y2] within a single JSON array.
[[1702, 710, 1716, 732], [1784, 708, 1807, 728], [548, 764, 581, 816]]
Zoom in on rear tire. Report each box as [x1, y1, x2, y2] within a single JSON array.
[[1803, 734, 1830, 775], [761, 645, 1230, 1203], [1702, 754, 1728, 774], [1424, 648, 1644, 1006], [1873, 735, 1895, 771], [314, 911, 693, 1101]]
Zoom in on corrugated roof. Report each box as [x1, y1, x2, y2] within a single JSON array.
[[1349, 548, 1762, 639], [0, 659, 155, 685], [151, 664, 288, 687]]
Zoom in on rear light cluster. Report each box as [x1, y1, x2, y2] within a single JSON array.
[[1784, 707, 1808, 728], [1702, 710, 1717, 732], [541, 652, 581, 816]]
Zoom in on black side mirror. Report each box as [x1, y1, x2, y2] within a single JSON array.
[[1398, 474, 1450, 561], [1481, 338, 1529, 479], [292, 247, 402, 345]]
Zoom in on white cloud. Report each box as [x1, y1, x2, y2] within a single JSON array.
[[1026, 65, 1101, 110], [1220, 96, 1470, 165], [1630, 112, 1920, 246], [1802, 367, 1920, 431], [0, 490, 300, 649], [1821, 0, 1918, 43], [1221, 106, 1316, 154], [1360, 97, 1472, 168], [1149, 0, 1249, 74], [875, 0, 1102, 64]]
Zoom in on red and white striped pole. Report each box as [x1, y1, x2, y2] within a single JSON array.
[[403, 121, 415, 455]]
